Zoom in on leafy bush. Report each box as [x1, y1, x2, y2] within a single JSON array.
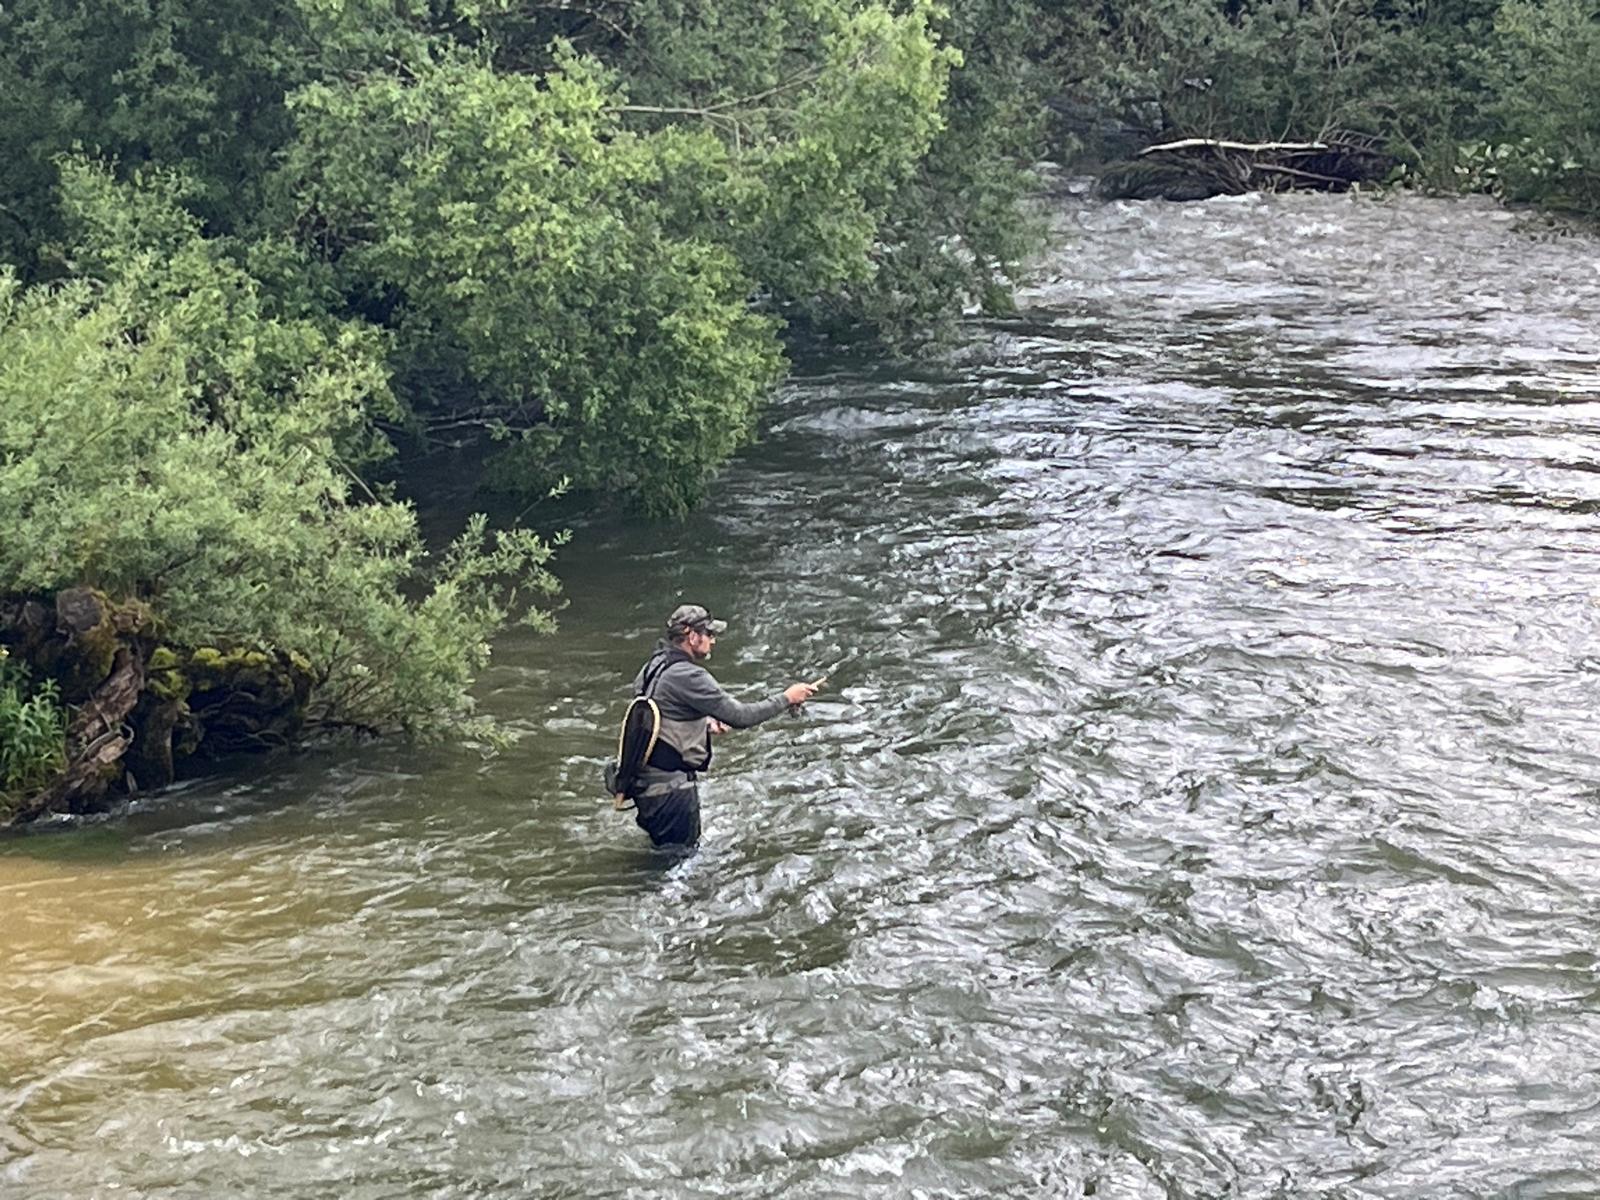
[[0, 165, 559, 739], [775, 0, 1053, 338], [1484, 0, 1600, 211], [1048, 0, 1504, 160], [504, 0, 976, 335], [1057, 0, 1383, 142], [0, 0, 1037, 520], [272, 51, 783, 516], [271, 3, 956, 508]]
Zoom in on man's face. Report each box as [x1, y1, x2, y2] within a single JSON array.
[[687, 628, 716, 660]]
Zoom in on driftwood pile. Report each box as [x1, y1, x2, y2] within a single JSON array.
[[1099, 135, 1399, 201]]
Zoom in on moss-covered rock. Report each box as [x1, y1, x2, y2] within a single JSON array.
[[146, 646, 189, 702], [53, 588, 121, 702], [185, 645, 313, 754], [1, 590, 314, 826]]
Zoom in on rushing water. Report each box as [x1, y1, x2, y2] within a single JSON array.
[[6, 190, 1600, 1198]]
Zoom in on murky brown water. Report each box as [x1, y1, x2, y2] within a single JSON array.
[[5, 190, 1600, 1198]]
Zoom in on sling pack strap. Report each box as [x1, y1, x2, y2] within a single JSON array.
[[610, 694, 659, 811], [639, 655, 684, 699]]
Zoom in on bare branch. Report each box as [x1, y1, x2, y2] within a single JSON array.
[[1139, 137, 1331, 156], [1254, 163, 1354, 188], [605, 64, 827, 149]]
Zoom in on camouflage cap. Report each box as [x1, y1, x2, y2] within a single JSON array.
[[666, 604, 727, 637]]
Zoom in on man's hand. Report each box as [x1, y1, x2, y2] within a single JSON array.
[[708, 718, 731, 735], [783, 680, 819, 706]]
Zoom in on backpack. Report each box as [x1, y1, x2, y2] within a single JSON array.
[[603, 655, 682, 811], [604, 694, 661, 811]]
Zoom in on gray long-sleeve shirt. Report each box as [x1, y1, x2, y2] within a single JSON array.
[[627, 645, 791, 793], [631, 644, 790, 730]]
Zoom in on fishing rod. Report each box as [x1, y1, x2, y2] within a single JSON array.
[[806, 626, 909, 690], [784, 625, 912, 717]]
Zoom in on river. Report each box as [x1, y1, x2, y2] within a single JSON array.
[[5, 189, 1600, 1198]]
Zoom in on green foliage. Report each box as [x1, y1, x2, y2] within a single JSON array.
[[1045, 0, 1600, 217], [0, 167, 559, 738], [1059, 0, 1410, 142], [819, 0, 1057, 338], [269, 3, 959, 507], [598, 0, 996, 341], [714, 1, 960, 310], [0, 0, 474, 276], [1446, 137, 1592, 204], [1483, 0, 1600, 211], [1360, 0, 1500, 171], [0, 0, 305, 273], [0, 0, 1040, 516], [273, 51, 782, 515], [0, 653, 67, 812]]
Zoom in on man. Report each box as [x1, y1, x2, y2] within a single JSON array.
[[623, 603, 818, 848]]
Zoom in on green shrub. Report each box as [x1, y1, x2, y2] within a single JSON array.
[[272, 51, 783, 516], [0, 0, 1032, 517], [0, 165, 559, 740], [1059, 0, 1385, 142], [1484, 0, 1600, 211], [0, 654, 66, 812], [1049, 0, 1504, 175], [269, 5, 956, 509]]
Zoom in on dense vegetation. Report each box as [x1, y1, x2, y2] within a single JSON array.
[[0, 0, 1041, 818], [1, 0, 1594, 819], [1042, 0, 1600, 211]]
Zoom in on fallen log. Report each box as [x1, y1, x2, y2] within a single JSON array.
[[1099, 134, 1399, 201]]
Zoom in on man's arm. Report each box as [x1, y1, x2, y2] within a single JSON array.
[[670, 665, 791, 729]]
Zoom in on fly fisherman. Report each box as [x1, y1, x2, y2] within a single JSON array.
[[624, 604, 818, 848]]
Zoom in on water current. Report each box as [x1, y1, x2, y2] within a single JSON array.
[[5, 190, 1600, 1198]]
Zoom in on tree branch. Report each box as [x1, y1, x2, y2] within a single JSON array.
[[1139, 137, 1331, 156]]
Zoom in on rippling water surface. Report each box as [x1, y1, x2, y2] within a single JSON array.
[[6, 191, 1600, 1198]]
